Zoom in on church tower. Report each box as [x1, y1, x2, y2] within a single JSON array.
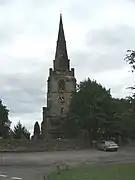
[[41, 14, 76, 138]]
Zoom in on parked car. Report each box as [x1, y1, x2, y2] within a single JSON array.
[[97, 140, 119, 152]]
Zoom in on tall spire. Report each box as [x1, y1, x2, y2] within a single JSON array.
[[54, 14, 69, 71], [57, 14, 66, 44]]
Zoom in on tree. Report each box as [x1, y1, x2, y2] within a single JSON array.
[[63, 78, 135, 144], [33, 121, 40, 139], [125, 49, 135, 72], [0, 99, 11, 138], [13, 121, 30, 139], [104, 97, 135, 143], [121, 97, 135, 140], [65, 78, 114, 141], [124, 49, 135, 91]]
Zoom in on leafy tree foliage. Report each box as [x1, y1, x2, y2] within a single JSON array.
[[125, 49, 135, 72], [64, 78, 135, 143], [0, 99, 11, 138], [124, 49, 135, 91], [65, 78, 113, 141], [13, 121, 30, 139], [122, 98, 135, 139], [104, 98, 135, 141], [33, 121, 40, 139], [123, 50, 135, 141]]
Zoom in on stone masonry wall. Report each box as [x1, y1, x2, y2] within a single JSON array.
[[0, 139, 91, 152]]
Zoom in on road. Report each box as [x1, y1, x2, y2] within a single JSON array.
[[0, 147, 135, 180]]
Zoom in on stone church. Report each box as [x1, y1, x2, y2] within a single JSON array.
[[41, 14, 76, 138]]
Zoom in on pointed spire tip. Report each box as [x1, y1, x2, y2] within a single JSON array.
[[60, 10, 62, 16], [60, 13, 62, 22]]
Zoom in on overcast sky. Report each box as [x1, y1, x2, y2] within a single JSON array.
[[0, 0, 135, 134]]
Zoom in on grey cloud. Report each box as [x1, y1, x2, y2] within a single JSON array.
[[110, 84, 128, 98], [71, 25, 135, 73], [0, 23, 21, 45], [0, 66, 48, 131], [86, 25, 135, 48], [0, 53, 52, 74], [128, 0, 135, 2], [71, 49, 127, 74], [0, 0, 58, 47], [0, 70, 47, 117], [0, 0, 10, 6], [67, 0, 107, 20], [110, 75, 134, 98]]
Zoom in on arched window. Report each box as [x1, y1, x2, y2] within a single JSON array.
[[58, 79, 65, 90]]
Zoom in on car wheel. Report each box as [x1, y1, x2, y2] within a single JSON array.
[[104, 147, 107, 152]]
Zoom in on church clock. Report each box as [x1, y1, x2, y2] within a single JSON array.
[[58, 96, 65, 103]]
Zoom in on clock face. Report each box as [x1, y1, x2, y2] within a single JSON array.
[[59, 96, 65, 103]]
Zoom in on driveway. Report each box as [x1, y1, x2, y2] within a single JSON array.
[[0, 147, 135, 180]]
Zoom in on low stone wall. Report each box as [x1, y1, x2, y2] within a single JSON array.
[[0, 139, 91, 152]]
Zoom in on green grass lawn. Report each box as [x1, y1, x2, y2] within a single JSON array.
[[49, 163, 135, 180]]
